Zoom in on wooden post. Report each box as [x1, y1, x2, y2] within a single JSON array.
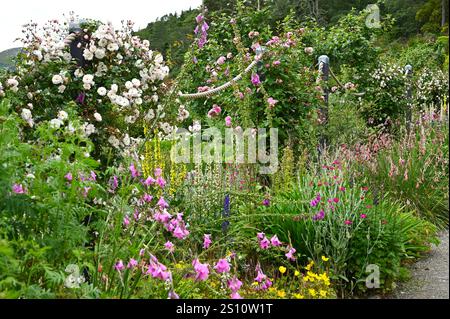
[[68, 21, 86, 67], [318, 55, 330, 158]]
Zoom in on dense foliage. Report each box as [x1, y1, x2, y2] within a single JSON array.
[[0, 1, 448, 300]]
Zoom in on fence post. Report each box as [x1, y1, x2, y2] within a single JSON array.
[[318, 55, 330, 158], [68, 21, 86, 67], [405, 64, 413, 134], [255, 46, 266, 81]]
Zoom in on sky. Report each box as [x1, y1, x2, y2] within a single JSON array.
[[0, 0, 202, 51]]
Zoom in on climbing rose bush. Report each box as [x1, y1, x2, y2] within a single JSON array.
[[3, 16, 169, 162]]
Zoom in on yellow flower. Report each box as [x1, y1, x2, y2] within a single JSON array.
[[319, 290, 327, 297], [279, 266, 287, 274], [251, 281, 259, 286], [303, 276, 309, 282], [175, 263, 183, 269], [277, 290, 286, 298], [308, 288, 317, 297], [305, 261, 314, 271], [294, 270, 300, 277], [293, 293, 304, 299], [321, 256, 329, 262], [268, 287, 276, 293]]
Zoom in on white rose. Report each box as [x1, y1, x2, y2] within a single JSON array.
[[107, 42, 119, 51], [57, 110, 68, 121], [83, 74, 95, 85], [21, 108, 32, 121], [154, 54, 163, 64], [110, 84, 118, 92], [33, 50, 43, 61], [98, 38, 108, 47], [49, 118, 63, 129], [95, 48, 106, 59], [125, 81, 133, 89], [52, 75, 63, 85], [93, 112, 102, 122], [145, 109, 155, 120], [125, 115, 136, 124], [74, 69, 84, 78], [123, 134, 131, 146], [108, 135, 120, 148], [132, 78, 141, 87], [97, 87, 107, 96], [58, 85, 66, 93], [83, 123, 96, 137], [83, 49, 94, 61]]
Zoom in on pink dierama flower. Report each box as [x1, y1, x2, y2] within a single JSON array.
[[259, 237, 270, 249], [157, 197, 169, 209], [216, 56, 226, 65], [144, 176, 156, 186], [164, 241, 175, 253], [273, 60, 281, 66], [267, 97, 278, 108], [154, 168, 162, 177], [127, 258, 138, 269], [254, 264, 267, 283], [192, 259, 209, 281], [157, 177, 166, 188], [12, 183, 26, 194], [230, 292, 243, 299], [344, 220, 353, 225], [270, 235, 282, 247], [142, 193, 153, 203], [225, 116, 232, 127], [168, 290, 180, 299], [214, 258, 231, 273], [173, 224, 189, 240], [203, 234, 212, 249], [114, 260, 125, 271], [153, 209, 171, 223], [257, 232, 265, 240], [129, 164, 140, 178], [285, 246, 296, 261], [123, 215, 130, 227], [147, 256, 171, 281], [82, 186, 91, 198], [64, 172, 73, 182], [139, 249, 146, 256], [133, 210, 141, 221], [360, 214, 367, 219], [90, 171, 97, 181], [227, 276, 243, 292]]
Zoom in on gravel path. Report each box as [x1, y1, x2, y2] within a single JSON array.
[[390, 230, 449, 299]]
